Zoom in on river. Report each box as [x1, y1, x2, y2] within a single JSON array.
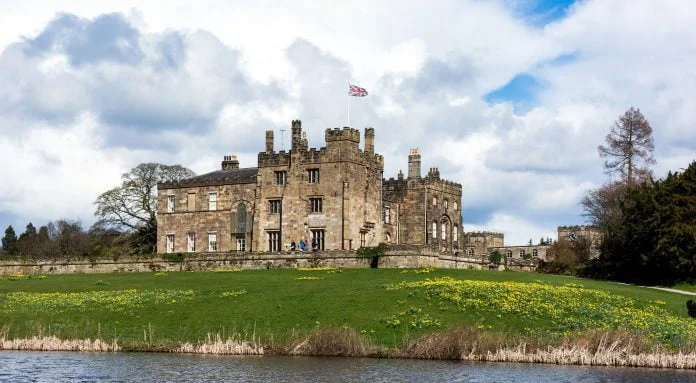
[[1, 351, 695, 382]]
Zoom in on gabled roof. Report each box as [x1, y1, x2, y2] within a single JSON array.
[[158, 167, 258, 189]]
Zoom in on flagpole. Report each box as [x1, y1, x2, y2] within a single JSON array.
[[347, 83, 351, 127]]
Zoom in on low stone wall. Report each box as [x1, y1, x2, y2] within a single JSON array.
[[0, 248, 535, 275]]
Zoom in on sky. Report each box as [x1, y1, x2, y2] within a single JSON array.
[[0, 0, 694, 246]]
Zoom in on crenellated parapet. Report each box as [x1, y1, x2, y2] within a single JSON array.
[[325, 127, 361, 144], [466, 231, 504, 238], [258, 150, 291, 167], [557, 225, 598, 231]]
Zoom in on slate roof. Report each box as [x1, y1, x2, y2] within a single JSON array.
[[158, 167, 258, 189]]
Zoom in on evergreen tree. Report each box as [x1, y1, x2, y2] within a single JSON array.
[[1, 225, 19, 255], [17, 222, 39, 257]]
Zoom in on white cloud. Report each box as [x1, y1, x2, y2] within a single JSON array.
[[0, 0, 694, 245]]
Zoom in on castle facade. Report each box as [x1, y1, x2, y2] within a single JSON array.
[[156, 120, 462, 253]]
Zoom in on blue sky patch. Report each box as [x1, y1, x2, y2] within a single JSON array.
[[514, 0, 578, 25], [484, 73, 543, 114]]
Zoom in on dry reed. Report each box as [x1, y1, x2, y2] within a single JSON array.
[[2, 325, 695, 369], [0, 336, 120, 352], [176, 333, 263, 355], [400, 327, 696, 369], [289, 327, 381, 357]]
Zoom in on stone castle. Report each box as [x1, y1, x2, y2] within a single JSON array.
[[156, 120, 599, 261], [157, 120, 461, 254]]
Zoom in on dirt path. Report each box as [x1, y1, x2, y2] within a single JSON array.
[[647, 286, 696, 296]]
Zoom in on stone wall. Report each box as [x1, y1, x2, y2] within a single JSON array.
[[0, 246, 537, 275]]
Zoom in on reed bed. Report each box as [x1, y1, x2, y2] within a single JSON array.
[[399, 327, 696, 369], [0, 336, 120, 352], [289, 327, 379, 357], [2, 327, 696, 369], [176, 333, 263, 355]]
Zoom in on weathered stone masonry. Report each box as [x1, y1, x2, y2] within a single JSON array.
[[156, 120, 464, 254]]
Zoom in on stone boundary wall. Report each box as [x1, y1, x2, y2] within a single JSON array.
[[0, 247, 536, 275]]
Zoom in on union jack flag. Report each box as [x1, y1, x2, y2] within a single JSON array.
[[348, 84, 368, 97]]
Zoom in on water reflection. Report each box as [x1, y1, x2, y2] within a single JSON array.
[[1, 351, 694, 382]]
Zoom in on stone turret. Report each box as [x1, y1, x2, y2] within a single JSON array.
[[365, 127, 375, 155], [408, 148, 421, 179], [222, 155, 239, 170], [265, 130, 274, 153]]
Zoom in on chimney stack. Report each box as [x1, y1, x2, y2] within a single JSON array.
[[222, 155, 239, 170], [265, 130, 274, 153], [291, 120, 302, 151], [408, 148, 421, 179], [364, 127, 375, 155]]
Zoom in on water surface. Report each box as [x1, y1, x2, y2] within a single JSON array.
[[1, 351, 694, 382]]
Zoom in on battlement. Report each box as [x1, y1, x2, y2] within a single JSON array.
[[557, 225, 598, 231], [257, 150, 291, 167], [466, 231, 504, 238], [325, 127, 361, 143]]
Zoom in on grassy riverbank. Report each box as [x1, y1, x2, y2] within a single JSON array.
[[0, 268, 694, 367]]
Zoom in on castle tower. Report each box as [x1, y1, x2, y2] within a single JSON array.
[[265, 130, 274, 153], [408, 148, 421, 179], [365, 127, 375, 155]]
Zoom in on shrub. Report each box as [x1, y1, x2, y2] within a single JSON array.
[[687, 300, 696, 318], [488, 250, 502, 265]]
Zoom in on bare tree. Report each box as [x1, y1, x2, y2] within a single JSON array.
[[94, 163, 195, 253], [580, 181, 628, 230], [598, 107, 655, 184]]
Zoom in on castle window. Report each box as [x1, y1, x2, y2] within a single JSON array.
[[432, 196, 438, 206], [275, 171, 287, 185], [269, 199, 282, 214], [506, 250, 513, 258], [309, 197, 322, 213], [236, 234, 245, 252], [441, 222, 447, 240], [453, 225, 458, 241], [311, 229, 325, 250], [360, 231, 367, 247], [432, 221, 437, 239], [208, 232, 217, 252], [519, 249, 526, 258], [187, 193, 196, 211], [167, 195, 176, 213], [383, 207, 391, 224], [533, 249, 539, 257], [166, 234, 175, 253], [187, 232, 195, 252], [208, 192, 217, 211], [454, 201, 458, 210], [444, 199, 448, 209], [267, 231, 281, 252], [308, 169, 320, 183], [468, 248, 475, 257]]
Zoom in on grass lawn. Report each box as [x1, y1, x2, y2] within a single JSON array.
[[0, 268, 693, 350], [673, 283, 696, 293]]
